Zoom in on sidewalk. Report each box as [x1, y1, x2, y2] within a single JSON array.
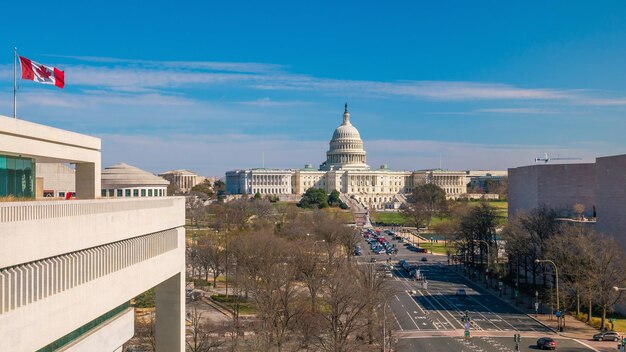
[[450, 264, 620, 352]]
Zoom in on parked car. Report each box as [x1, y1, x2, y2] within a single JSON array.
[[421, 257, 428, 262], [384, 271, 393, 278], [536, 337, 557, 350], [593, 331, 620, 341], [456, 288, 466, 296]]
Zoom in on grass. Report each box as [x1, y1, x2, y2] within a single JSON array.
[[371, 212, 409, 226], [576, 312, 626, 332], [370, 201, 508, 227], [211, 294, 257, 315]]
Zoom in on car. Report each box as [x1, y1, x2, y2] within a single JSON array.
[[536, 337, 557, 350], [456, 288, 466, 296], [384, 271, 393, 278], [420, 257, 428, 262], [593, 331, 620, 341]]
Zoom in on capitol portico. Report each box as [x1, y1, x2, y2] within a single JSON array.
[[226, 104, 468, 209]]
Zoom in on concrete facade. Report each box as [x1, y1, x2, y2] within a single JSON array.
[[594, 154, 626, 238], [509, 163, 596, 217], [0, 115, 101, 199], [0, 116, 186, 351], [36, 163, 76, 198], [159, 169, 205, 193], [509, 154, 626, 242]]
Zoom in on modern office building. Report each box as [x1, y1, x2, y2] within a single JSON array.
[[509, 154, 626, 241], [0, 115, 185, 351], [226, 104, 468, 209]]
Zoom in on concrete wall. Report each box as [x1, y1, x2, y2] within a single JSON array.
[[0, 198, 186, 351], [509, 163, 595, 217], [0, 229, 184, 351], [61, 308, 134, 352], [0, 197, 184, 268], [0, 115, 101, 199], [37, 163, 76, 196], [595, 155, 626, 239]]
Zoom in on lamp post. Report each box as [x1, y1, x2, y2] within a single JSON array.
[[474, 239, 490, 285], [536, 259, 560, 331]]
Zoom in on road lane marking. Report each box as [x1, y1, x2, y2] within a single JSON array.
[[406, 311, 420, 330]]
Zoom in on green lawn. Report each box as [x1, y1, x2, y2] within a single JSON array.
[[371, 212, 409, 225], [211, 294, 257, 315]]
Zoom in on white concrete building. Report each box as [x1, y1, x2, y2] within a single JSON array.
[[0, 115, 185, 351], [159, 169, 205, 193], [36, 163, 76, 198], [102, 162, 170, 198], [226, 104, 469, 209]]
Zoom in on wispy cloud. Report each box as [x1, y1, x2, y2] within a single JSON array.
[[99, 132, 614, 177], [4, 57, 626, 106], [46, 55, 285, 74], [237, 97, 312, 107], [475, 108, 564, 114]]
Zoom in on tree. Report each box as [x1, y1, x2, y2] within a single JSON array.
[[403, 183, 447, 227], [298, 188, 329, 209], [191, 179, 215, 199], [196, 234, 226, 287], [186, 306, 225, 352], [328, 189, 341, 207], [457, 202, 499, 269]]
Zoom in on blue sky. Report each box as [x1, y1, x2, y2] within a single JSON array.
[[2, 1, 626, 176]]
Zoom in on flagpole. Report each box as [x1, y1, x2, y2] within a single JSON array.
[[13, 47, 17, 119]]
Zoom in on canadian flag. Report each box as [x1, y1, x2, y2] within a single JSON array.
[[19, 56, 65, 89]]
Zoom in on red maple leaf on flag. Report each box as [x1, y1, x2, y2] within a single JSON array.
[[35, 64, 51, 80]]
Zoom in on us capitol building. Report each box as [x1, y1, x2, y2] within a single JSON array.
[[226, 104, 467, 209]]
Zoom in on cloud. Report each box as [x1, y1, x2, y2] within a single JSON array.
[[99, 132, 615, 177], [237, 97, 312, 107], [45, 55, 285, 73], [475, 108, 564, 114]]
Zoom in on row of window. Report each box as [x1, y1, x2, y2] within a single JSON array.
[[0, 155, 34, 198], [101, 188, 166, 197]]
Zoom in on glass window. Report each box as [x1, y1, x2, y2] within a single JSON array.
[[133, 189, 139, 197], [117, 189, 123, 197], [101, 190, 107, 197], [148, 189, 153, 197], [0, 155, 35, 198], [141, 189, 146, 197], [108, 189, 114, 197], [125, 189, 131, 197]]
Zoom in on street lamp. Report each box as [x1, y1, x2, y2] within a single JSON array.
[[474, 239, 490, 285], [536, 259, 560, 331]]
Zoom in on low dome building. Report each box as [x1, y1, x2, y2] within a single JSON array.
[[101, 163, 170, 198]]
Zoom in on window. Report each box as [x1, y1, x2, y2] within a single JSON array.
[[101, 190, 107, 197], [125, 189, 131, 197], [0, 155, 34, 198], [117, 189, 123, 197], [148, 189, 153, 197], [59, 192, 66, 197], [108, 189, 114, 197], [133, 189, 139, 197], [141, 189, 146, 197]]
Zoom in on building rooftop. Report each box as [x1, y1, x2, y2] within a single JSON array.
[[102, 163, 170, 187]]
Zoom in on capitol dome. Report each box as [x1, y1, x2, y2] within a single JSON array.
[[320, 104, 369, 171]]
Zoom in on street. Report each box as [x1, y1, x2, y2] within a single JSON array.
[[358, 232, 597, 352]]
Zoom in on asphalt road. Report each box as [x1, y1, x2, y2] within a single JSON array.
[[358, 230, 596, 352]]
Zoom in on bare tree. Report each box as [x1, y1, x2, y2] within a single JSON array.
[[186, 306, 225, 352]]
